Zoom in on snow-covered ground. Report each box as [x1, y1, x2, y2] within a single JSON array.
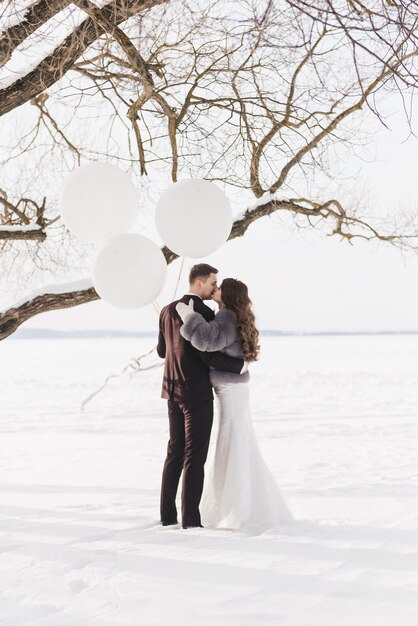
[[1, 334, 418, 625]]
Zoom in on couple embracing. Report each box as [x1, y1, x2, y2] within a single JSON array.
[[157, 264, 293, 533]]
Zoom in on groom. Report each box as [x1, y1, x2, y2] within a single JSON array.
[[157, 263, 246, 528]]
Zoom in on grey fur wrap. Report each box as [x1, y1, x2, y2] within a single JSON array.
[[180, 308, 249, 385]]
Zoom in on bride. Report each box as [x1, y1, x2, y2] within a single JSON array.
[[176, 278, 293, 533]]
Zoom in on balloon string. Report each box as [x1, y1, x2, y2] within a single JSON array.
[[80, 256, 185, 412], [80, 348, 163, 413], [152, 257, 185, 314]]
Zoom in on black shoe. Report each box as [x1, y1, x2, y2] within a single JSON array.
[[182, 524, 204, 529], [161, 521, 178, 526]]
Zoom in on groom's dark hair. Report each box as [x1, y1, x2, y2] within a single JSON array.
[[189, 263, 218, 285]]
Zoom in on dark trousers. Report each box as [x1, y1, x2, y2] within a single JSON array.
[[160, 398, 213, 528]]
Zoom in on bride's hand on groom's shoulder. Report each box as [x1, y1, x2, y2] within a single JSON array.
[[176, 299, 195, 323]]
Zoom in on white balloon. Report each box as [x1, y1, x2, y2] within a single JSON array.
[[92, 233, 167, 309], [155, 179, 233, 258], [60, 163, 138, 242]]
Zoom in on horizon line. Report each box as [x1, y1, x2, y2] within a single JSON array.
[[9, 328, 418, 339]]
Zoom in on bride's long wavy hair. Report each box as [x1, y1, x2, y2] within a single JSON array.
[[221, 278, 260, 362]]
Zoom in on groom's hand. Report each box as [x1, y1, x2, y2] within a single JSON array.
[[176, 298, 195, 322]]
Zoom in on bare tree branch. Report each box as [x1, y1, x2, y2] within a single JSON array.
[[0, 284, 98, 340], [0, 0, 170, 117], [0, 0, 71, 68], [1, 193, 416, 340], [0, 190, 51, 240], [0, 0, 417, 337], [0, 228, 46, 241]]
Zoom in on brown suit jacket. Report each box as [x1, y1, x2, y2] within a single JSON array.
[[157, 294, 244, 403]]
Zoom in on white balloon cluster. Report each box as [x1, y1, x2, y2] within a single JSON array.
[[60, 165, 233, 309]]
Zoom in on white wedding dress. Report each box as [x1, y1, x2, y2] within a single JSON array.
[[179, 307, 294, 533], [200, 379, 294, 533]]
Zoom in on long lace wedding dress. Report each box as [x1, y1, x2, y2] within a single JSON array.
[[179, 307, 294, 533]]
